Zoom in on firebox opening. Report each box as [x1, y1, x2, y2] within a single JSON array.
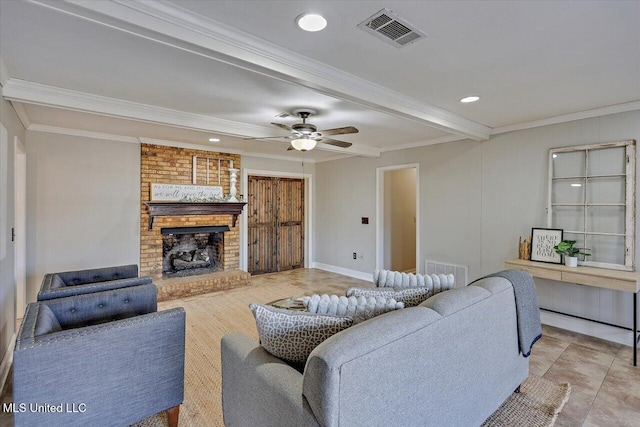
[[161, 226, 229, 278]]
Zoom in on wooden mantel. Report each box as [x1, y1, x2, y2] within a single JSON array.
[[144, 201, 247, 230]]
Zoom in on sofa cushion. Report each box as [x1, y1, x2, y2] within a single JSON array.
[[346, 287, 431, 307], [249, 303, 353, 364], [418, 285, 491, 317], [302, 294, 404, 323], [34, 304, 62, 337]]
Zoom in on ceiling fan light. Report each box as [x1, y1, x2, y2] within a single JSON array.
[[291, 138, 317, 151], [296, 13, 327, 32]]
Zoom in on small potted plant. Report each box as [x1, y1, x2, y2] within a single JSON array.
[[553, 240, 590, 267]]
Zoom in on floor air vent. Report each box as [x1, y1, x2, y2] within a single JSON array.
[[358, 8, 427, 48], [425, 260, 468, 287]]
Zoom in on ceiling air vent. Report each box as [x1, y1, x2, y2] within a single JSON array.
[[357, 8, 427, 48]]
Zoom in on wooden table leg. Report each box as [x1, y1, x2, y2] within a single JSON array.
[[167, 405, 180, 427]]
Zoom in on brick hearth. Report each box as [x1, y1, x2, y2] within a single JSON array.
[[155, 269, 251, 302]]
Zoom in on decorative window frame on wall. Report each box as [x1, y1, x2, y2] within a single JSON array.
[[547, 140, 636, 271]]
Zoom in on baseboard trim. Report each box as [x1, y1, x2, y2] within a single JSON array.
[[311, 262, 373, 282], [0, 333, 16, 393], [541, 310, 634, 347]]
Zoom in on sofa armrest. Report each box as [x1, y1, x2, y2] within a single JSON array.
[[38, 276, 153, 301], [32, 284, 157, 331], [221, 332, 320, 427], [13, 307, 185, 427]]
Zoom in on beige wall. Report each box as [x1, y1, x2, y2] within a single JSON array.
[[25, 132, 141, 303], [316, 110, 640, 331], [0, 87, 26, 374]]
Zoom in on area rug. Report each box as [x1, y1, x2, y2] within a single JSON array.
[[481, 375, 571, 427], [130, 273, 571, 427]]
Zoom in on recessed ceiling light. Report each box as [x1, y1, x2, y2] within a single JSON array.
[[460, 96, 480, 103], [296, 13, 327, 32], [571, 183, 582, 187], [209, 138, 220, 142]]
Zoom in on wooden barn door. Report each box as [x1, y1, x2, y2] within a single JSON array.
[[247, 176, 304, 274]]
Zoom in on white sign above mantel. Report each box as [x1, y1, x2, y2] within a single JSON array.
[[151, 183, 223, 201]]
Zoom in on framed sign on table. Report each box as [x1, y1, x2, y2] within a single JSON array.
[[530, 228, 563, 264]]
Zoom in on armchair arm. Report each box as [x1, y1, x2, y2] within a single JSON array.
[[38, 276, 153, 301], [13, 307, 185, 427], [221, 332, 320, 427], [33, 284, 157, 332]]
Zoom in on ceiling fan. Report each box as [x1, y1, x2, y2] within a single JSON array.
[[244, 108, 358, 151]]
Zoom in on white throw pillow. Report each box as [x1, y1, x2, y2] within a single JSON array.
[[302, 294, 404, 323], [346, 287, 431, 307]]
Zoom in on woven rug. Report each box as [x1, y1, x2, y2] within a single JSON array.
[[482, 375, 571, 427], [130, 276, 571, 427]]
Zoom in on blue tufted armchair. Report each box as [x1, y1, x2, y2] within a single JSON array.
[[13, 284, 185, 427], [37, 264, 153, 301]]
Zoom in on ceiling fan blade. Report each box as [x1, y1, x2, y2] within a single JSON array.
[[287, 145, 295, 151], [270, 122, 293, 131], [320, 137, 352, 148], [319, 126, 359, 136], [243, 135, 289, 140]]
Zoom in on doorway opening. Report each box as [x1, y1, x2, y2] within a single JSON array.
[[376, 164, 419, 273]]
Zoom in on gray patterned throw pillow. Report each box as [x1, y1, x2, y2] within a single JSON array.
[[249, 303, 353, 364], [346, 287, 431, 307]]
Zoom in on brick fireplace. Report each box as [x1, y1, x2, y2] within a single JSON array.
[[140, 144, 250, 300]]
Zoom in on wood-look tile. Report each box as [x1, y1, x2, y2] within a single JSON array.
[[542, 324, 579, 342], [572, 333, 621, 356], [543, 344, 613, 396], [554, 389, 596, 427], [529, 335, 570, 377]]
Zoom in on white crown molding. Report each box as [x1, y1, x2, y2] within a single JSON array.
[[492, 101, 640, 135], [241, 151, 321, 164], [315, 153, 356, 163], [35, 0, 491, 141], [3, 78, 276, 138], [138, 136, 244, 154], [28, 123, 139, 143], [26, 123, 324, 163], [10, 101, 32, 129], [0, 56, 9, 87], [379, 134, 468, 153], [3, 78, 381, 158]]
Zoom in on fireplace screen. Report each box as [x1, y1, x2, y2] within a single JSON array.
[[161, 226, 228, 278]]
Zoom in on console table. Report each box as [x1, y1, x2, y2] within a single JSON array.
[[505, 259, 640, 366]]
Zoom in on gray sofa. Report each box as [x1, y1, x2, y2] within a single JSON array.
[[13, 284, 185, 427], [222, 275, 531, 427], [37, 264, 152, 301]]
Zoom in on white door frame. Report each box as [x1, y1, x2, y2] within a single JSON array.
[[240, 169, 313, 272], [14, 136, 26, 315], [376, 163, 420, 273]]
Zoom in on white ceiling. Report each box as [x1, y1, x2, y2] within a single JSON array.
[[1, 0, 639, 161]]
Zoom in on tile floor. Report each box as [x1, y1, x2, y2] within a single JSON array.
[[533, 324, 639, 426]]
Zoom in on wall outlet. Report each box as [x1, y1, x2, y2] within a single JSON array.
[[353, 252, 357, 260]]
